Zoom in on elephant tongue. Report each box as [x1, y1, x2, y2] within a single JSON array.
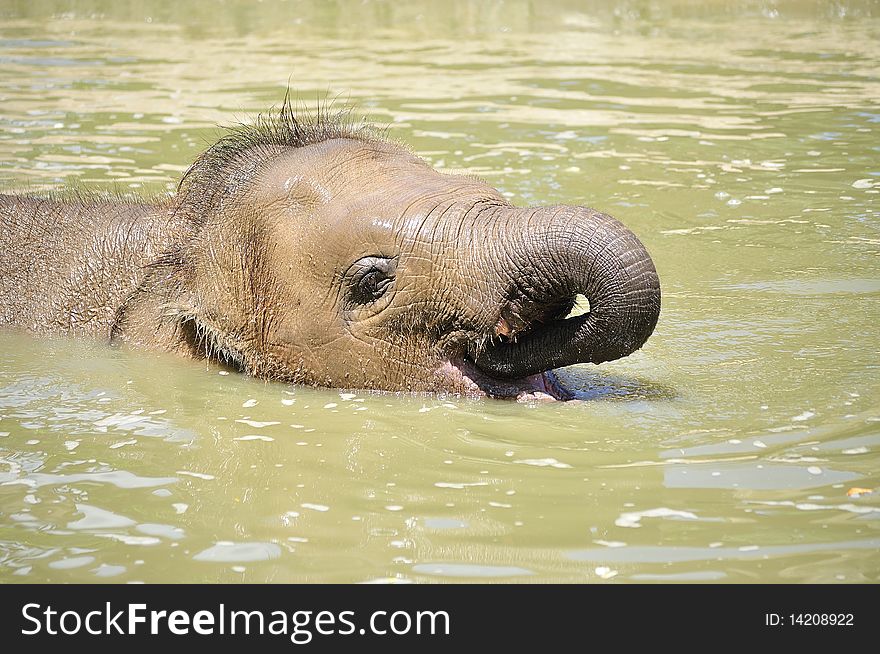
[[442, 357, 572, 401]]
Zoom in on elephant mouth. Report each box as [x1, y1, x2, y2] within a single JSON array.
[[440, 355, 573, 401], [436, 297, 589, 401]]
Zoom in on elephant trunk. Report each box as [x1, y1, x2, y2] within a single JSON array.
[[469, 206, 661, 379]]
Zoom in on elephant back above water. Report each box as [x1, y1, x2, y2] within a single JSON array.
[[0, 101, 661, 400]]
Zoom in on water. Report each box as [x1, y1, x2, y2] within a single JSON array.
[[1, 0, 878, 583]]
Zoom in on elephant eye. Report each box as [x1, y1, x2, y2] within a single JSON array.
[[345, 256, 397, 307]]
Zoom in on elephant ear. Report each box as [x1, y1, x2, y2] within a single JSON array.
[[109, 245, 249, 371]]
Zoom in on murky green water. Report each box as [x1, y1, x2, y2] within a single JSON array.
[[1, 1, 878, 583]]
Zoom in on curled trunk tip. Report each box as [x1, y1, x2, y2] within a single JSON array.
[[472, 208, 661, 379]]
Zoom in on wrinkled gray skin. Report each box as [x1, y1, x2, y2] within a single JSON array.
[[0, 105, 660, 400]]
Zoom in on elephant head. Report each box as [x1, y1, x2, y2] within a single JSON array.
[[124, 103, 661, 400]]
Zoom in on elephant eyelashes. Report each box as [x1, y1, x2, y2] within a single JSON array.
[[345, 256, 397, 308]]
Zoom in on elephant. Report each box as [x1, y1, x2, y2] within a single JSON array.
[[0, 101, 661, 400]]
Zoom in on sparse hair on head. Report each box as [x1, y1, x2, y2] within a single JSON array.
[[174, 91, 380, 221]]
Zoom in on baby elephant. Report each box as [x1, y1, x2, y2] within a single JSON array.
[[0, 102, 660, 400]]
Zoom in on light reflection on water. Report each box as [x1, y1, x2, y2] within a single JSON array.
[[1, 1, 878, 583]]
